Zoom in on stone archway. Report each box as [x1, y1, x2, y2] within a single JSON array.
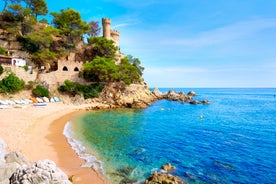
[[74, 67, 79, 71], [62, 66, 68, 71]]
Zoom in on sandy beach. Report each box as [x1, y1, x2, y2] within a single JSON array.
[[0, 102, 106, 184]]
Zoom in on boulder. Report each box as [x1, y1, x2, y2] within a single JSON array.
[[166, 90, 181, 101], [0, 152, 29, 184], [145, 172, 186, 184], [165, 90, 192, 103], [189, 100, 200, 105], [201, 99, 211, 104], [9, 159, 71, 184], [179, 92, 191, 102], [4, 152, 29, 166], [152, 88, 163, 98], [187, 91, 197, 96], [0, 162, 21, 184], [161, 163, 176, 172]]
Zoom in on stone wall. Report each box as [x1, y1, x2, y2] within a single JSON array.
[[0, 61, 86, 88], [37, 70, 87, 89], [57, 60, 83, 72], [37, 55, 87, 88], [0, 64, 37, 82], [1, 52, 88, 89]]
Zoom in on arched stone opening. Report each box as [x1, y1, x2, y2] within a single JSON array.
[[62, 66, 68, 71], [74, 67, 79, 71]]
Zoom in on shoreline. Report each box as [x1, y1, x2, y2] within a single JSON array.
[[0, 102, 107, 184]]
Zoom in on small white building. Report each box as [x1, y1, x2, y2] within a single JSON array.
[[0, 55, 26, 66], [11, 57, 26, 66]]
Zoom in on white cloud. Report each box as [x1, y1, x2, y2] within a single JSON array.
[[113, 23, 130, 29], [162, 18, 276, 47], [145, 66, 208, 74]]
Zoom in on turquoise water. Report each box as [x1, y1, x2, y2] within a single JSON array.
[[65, 88, 276, 183]]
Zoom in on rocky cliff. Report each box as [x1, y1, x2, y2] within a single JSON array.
[[87, 83, 210, 110], [98, 82, 158, 108]]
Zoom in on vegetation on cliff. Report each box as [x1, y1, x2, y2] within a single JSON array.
[[0, 0, 146, 99], [32, 84, 49, 97], [0, 64, 3, 75], [58, 80, 104, 99], [0, 0, 144, 94]]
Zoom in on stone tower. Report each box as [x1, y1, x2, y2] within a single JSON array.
[[111, 30, 120, 47], [102, 18, 111, 40], [102, 18, 120, 47]]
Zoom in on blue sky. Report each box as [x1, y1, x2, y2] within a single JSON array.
[[2, 0, 276, 87]]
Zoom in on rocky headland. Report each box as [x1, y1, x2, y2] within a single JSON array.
[[84, 83, 211, 110], [152, 87, 210, 105]]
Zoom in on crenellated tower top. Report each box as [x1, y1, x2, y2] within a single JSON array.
[[102, 18, 120, 47]]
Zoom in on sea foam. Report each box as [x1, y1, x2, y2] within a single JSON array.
[[63, 121, 105, 175]]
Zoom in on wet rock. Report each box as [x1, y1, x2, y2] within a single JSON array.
[[164, 90, 192, 103], [145, 172, 186, 184], [120, 177, 137, 184], [201, 99, 211, 104], [187, 91, 197, 96], [161, 163, 176, 172], [117, 166, 133, 176], [189, 100, 200, 105], [152, 88, 163, 98], [167, 90, 181, 101], [112, 166, 137, 184]]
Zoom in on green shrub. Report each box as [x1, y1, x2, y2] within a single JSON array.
[[0, 65, 3, 75], [58, 80, 78, 95], [25, 81, 35, 90], [32, 85, 50, 97], [23, 65, 29, 71], [58, 80, 104, 99], [17, 36, 40, 53], [0, 73, 25, 93], [0, 47, 6, 55]]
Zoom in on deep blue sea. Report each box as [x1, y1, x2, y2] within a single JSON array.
[[64, 88, 276, 184]]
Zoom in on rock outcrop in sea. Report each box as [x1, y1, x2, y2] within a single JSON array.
[[151, 87, 210, 105], [145, 172, 186, 184], [0, 139, 71, 184], [145, 163, 186, 184], [94, 83, 210, 109]]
